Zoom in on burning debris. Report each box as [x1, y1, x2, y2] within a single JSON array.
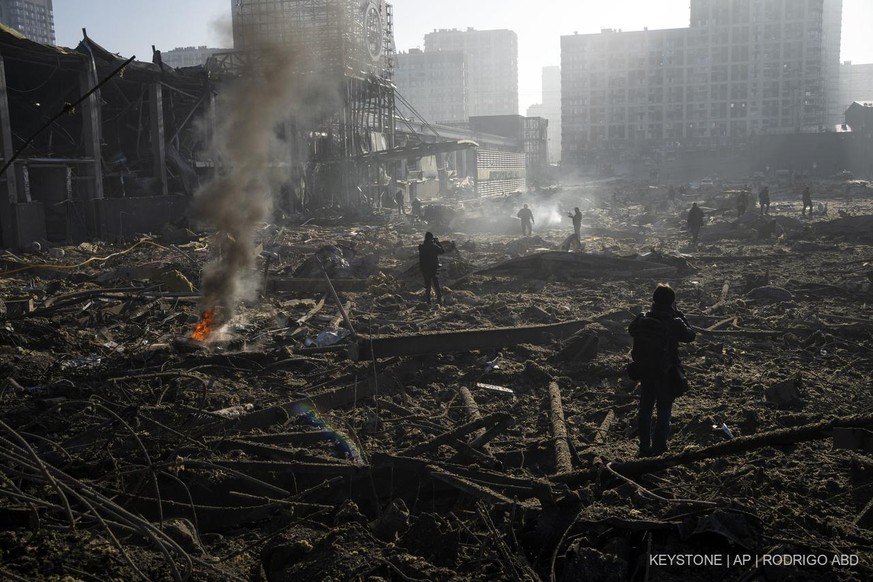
[[191, 308, 217, 342]]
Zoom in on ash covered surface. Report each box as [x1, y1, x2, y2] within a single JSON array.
[[1, 183, 873, 581]]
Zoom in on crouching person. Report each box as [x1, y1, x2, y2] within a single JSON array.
[[627, 284, 696, 456]]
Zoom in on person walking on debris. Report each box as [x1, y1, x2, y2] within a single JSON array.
[[517, 204, 534, 236], [758, 185, 771, 215], [395, 189, 405, 215], [802, 186, 813, 216], [568, 207, 583, 242], [628, 284, 696, 457], [737, 189, 749, 217], [411, 196, 423, 219], [418, 232, 445, 306], [687, 202, 705, 245]]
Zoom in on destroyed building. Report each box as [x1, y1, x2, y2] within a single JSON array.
[[0, 24, 209, 248]]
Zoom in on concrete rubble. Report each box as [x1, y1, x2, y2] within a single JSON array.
[[1, 181, 873, 580]]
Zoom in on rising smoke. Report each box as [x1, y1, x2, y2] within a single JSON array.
[[194, 34, 342, 322]]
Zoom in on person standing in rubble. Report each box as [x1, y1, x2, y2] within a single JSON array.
[[628, 284, 696, 457], [394, 189, 406, 215], [517, 204, 534, 236], [568, 207, 583, 243], [418, 232, 445, 306], [687, 202, 705, 245], [737, 189, 749, 217], [758, 185, 771, 215], [411, 196, 423, 220], [802, 186, 813, 216]]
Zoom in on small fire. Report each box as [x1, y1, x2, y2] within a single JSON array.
[[191, 308, 216, 342]]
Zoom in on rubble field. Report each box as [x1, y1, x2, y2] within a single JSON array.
[[2, 184, 873, 581]]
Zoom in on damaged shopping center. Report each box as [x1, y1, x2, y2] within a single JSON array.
[[2, 1, 873, 581]]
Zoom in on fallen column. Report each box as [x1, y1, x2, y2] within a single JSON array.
[[351, 319, 589, 361], [548, 382, 573, 474]]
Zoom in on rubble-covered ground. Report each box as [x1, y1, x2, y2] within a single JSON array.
[[2, 181, 873, 581]]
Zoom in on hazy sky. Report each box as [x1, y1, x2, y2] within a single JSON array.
[[54, 0, 873, 115]]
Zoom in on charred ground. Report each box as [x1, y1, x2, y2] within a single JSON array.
[[1, 181, 872, 581]]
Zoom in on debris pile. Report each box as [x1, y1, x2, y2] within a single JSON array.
[[1, 191, 872, 580]]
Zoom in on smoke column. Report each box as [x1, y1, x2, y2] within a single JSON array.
[[194, 40, 339, 321]]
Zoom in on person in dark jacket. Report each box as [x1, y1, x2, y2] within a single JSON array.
[[418, 232, 445, 305], [568, 207, 583, 242], [395, 189, 405, 215], [517, 204, 534, 236], [737, 189, 749, 217], [802, 186, 813, 216], [629, 283, 696, 456], [687, 202, 704, 245]]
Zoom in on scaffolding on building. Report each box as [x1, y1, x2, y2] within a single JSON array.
[[208, 0, 396, 208]]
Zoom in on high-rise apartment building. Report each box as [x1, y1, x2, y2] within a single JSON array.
[[562, 0, 843, 167], [395, 49, 467, 124], [839, 62, 873, 118], [231, 0, 394, 79], [0, 0, 54, 45], [425, 28, 518, 117]]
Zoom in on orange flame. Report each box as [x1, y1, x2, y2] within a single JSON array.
[[191, 309, 216, 342]]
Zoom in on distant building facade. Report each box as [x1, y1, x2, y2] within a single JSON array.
[[161, 46, 224, 69], [0, 0, 54, 45], [839, 62, 873, 116], [469, 115, 548, 187], [425, 28, 518, 117], [562, 0, 844, 169], [395, 48, 467, 124], [526, 66, 561, 163]]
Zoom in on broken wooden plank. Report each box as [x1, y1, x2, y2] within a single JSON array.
[[548, 382, 573, 474], [351, 318, 589, 361], [428, 466, 514, 505], [553, 413, 873, 488], [458, 385, 486, 446], [399, 412, 512, 457], [295, 293, 327, 325]]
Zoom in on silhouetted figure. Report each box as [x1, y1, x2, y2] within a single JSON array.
[[395, 189, 405, 215], [628, 284, 696, 457], [517, 204, 534, 236], [411, 197, 422, 218], [568, 207, 582, 242], [737, 189, 749, 217], [758, 186, 770, 215], [418, 232, 444, 306], [687, 202, 704, 245], [802, 186, 813, 216]]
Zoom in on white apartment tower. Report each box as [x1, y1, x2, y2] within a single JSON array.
[[562, 0, 843, 167], [394, 49, 467, 124], [425, 28, 518, 117]]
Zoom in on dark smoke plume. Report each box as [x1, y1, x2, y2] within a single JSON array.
[[194, 38, 341, 321]]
